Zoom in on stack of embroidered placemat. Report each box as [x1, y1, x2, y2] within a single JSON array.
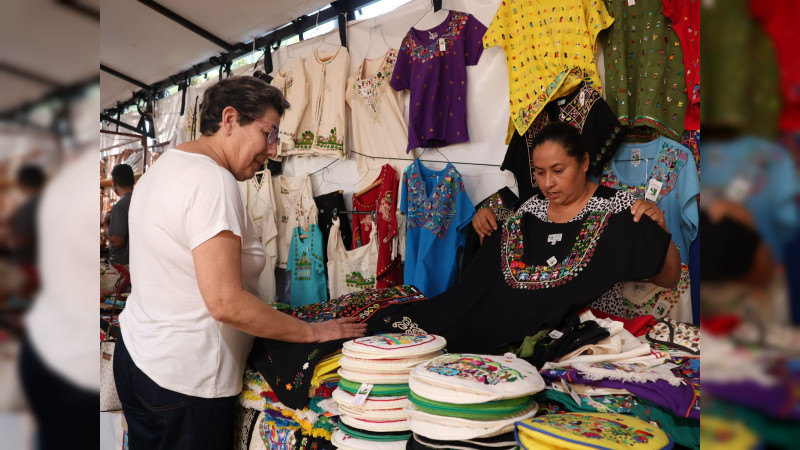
[[331, 333, 446, 449], [404, 353, 544, 449]]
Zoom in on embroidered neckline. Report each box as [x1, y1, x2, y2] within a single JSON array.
[[601, 139, 689, 200], [401, 11, 469, 63], [501, 210, 609, 290], [405, 159, 463, 239], [352, 49, 398, 119]]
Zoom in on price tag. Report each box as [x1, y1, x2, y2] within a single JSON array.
[[428, 31, 438, 40], [627, 0, 636, 5], [631, 148, 642, 167], [579, 90, 586, 106], [561, 378, 582, 405], [547, 233, 562, 245], [645, 178, 663, 202], [549, 329, 564, 340], [653, 298, 672, 318], [547, 256, 558, 267], [558, 98, 567, 106], [726, 176, 751, 202], [353, 383, 373, 406], [439, 38, 447, 52]]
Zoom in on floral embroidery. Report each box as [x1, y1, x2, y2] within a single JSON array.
[[523, 413, 659, 445], [479, 192, 516, 223], [391, 316, 428, 335], [405, 163, 465, 239], [354, 333, 435, 349], [400, 12, 469, 63], [600, 141, 689, 199], [344, 271, 376, 289], [307, 349, 319, 361], [502, 211, 609, 290], [298, 126, 343, 152], [352, 49, 397, 120], [424, 354, 523, 385], [294, 372, 304, 389], [259, 410, 299, 448], [559, 84, 601, 133], [289, 285, 426, 323]]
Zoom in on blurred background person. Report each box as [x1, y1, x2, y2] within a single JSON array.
[[105, 163, 134, 268]]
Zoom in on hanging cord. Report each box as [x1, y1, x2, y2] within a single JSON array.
[[309, 157, 342, 176], [349, 150, 501, 168]]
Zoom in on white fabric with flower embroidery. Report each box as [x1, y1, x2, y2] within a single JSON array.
[[270, 57, 308, 155]]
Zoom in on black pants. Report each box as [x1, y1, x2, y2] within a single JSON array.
[[113, 333, 236, 450], [18, 336, 98, 450]]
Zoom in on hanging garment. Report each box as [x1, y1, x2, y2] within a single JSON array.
[[701, 0, 780, 138], [592, 136, 699, 321], [751, 0, 800, 131], [352, 164, 402, 288], [314, 190, 351, 264], [391, 11, 487, 151], [502, 82, 624, 201], [287, 224, 327, 307], [401, 159, 475, 297], [701, 137, 800, 263], [483, 0, 614, 135], [662, 0, 700, 131], [292, 46, 349, 158], [270, 57, 308, 155], [346, 49, 413, 188], [603, 0, 689, 139], [327, 218, 378, 299], [239, 171, 279, 302], [273, 173, 318, 269]]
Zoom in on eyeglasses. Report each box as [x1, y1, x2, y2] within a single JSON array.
[[238, 111, 280, 145]]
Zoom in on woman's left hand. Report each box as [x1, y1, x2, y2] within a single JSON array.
[[631, 199, 669, 232]]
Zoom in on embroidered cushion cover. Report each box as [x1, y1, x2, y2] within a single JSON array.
[[342, 333, 447, 359], [404, 402, 538, 441], [332, 428, 408, 449], [515, 413, 673, 450], [409, 354, 544, 403]]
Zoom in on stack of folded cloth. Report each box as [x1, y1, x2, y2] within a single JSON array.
[[405, 353, 544, 449], [332, 333, 447, 449]]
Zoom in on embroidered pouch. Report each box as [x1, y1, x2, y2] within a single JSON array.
[[515, 413, 672, 450], [404, 402, 537, 440], [342, 334, 447, 359], [408, 353, 544, 403], [340, 414, 410, 432], [338, 378, 408, 397], [332, 428, 409, 449], [646, 318, 700, 355]]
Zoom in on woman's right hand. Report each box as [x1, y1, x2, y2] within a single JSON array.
[[309, 317, 367, 343], [472, 207, 498, 243]]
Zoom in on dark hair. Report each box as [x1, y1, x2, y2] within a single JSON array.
[[111, 163, 135, 188], [17, 164, 45, 188], [530, 121, 594, 176], [199, 76, 291, 136]]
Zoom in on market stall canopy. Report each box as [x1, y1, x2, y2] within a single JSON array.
[[100, 0, 331, 111]]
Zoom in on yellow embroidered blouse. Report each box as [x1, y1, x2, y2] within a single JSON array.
[[484, 0, 614, 135]]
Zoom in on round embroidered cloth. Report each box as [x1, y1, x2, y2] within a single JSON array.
[[340, 414, 410, 433], [342, 334, 447, 359], [515, 413, 672, 450], [332, 428, 409, 449], [408, 353, 544, 403], [405, 402, 538, 441], [338, 367, 413, 385], [340, 352, 442, 373], [332, 387, 409, 411]]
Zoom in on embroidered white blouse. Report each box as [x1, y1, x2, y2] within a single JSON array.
[[270, 58, 308, 155], [272, 173, 318, 268], [239, 171, 279, 302], [327, 217, 379, 299], [291, 46, 350, 159], [345, 48, 413, 189]]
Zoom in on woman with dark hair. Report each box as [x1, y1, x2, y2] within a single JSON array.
[[113, 76, 366, 449]]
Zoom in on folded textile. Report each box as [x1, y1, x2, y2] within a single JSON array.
[[515, 413, 672, 450], [408, 431, 517, 449], [522, 315, 610, 369], [540, 356, 700, 419], [570, 361, 684, 387], [404, 402, 538, 441], [586, 309, 656, 337], [332, 428, 407, 449]]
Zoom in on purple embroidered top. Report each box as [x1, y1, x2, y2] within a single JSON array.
[[391, 10, 487, 152]]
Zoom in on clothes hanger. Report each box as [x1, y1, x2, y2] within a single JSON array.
[[410, 0, 449, 31], [314, 10, 342, 55], [364, 20, 392, 61]]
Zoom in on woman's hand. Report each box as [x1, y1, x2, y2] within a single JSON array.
[[309, 317, 367, 343], [472, 207, 498, 243], [631, 199, 668, 232]]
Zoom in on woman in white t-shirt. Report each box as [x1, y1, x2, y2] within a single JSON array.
[[114, 76, 366, 450]]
